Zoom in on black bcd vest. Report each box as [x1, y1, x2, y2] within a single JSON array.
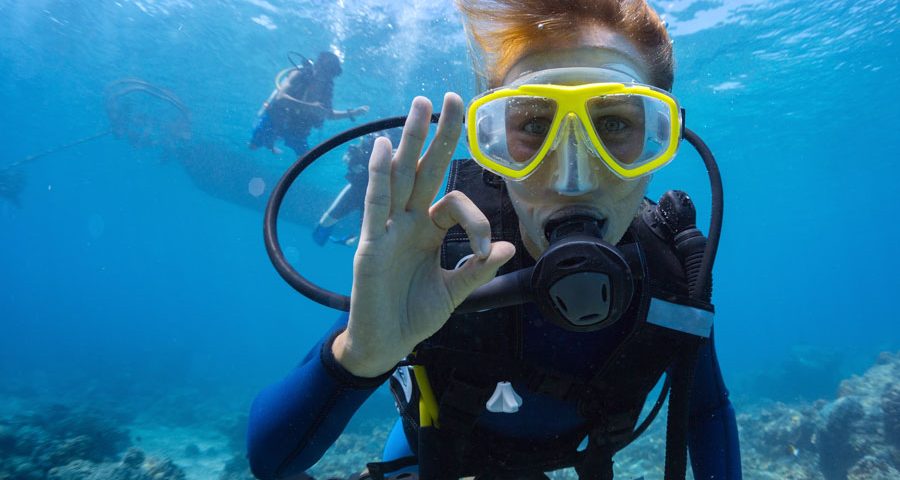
[[375, 160, 713, 480]]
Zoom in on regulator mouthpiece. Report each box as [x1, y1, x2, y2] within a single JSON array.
[[533, 215, 634, 331]]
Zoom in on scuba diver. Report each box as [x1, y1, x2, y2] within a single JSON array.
[[248, 1, 741, 479], [312, 130, 401, 246], [250, 51, 371, 156]]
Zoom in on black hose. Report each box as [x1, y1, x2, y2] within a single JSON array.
[[662, 128, 723, 480], [288, 51, 309, 71], [626, 373, 671, 442], [684, 129, 723, 303]]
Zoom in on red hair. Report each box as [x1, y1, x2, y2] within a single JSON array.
[[456, 0, 674, 91]]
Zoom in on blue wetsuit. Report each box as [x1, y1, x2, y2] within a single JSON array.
[[247, 307, 742, 480]]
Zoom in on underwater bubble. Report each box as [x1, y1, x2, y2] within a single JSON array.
[[711, 80, 744, 92], [248, 177, 266, 197], [251, 15, 277, 31]]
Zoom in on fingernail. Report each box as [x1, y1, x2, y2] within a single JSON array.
[[479, 238, 491, 258], [410, 96, 428, 114]]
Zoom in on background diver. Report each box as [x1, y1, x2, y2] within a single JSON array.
[[312, 130, 401, 246], [250, 51, 370, 156], [248, 1, 741, 479]]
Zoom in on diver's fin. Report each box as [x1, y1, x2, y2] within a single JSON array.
[[312, 224, 333, 246], [330, 234, 359, 247]]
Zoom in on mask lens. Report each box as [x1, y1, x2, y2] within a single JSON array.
[[587, 94, 672, 169], [475, 96, 557, 172]]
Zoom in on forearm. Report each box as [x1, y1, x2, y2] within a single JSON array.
[[247, 319, 392, 479]]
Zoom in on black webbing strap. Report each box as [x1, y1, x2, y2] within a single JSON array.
[[437, 369, 496, 435], [365, 456, 419, 480], [419, 425, 464, 480], [663, 338, 703, 480], [574, 444, 614, 480]]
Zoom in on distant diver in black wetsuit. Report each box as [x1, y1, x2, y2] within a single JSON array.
[[312, 131, 400, 246], [250, 51, 370, 156]]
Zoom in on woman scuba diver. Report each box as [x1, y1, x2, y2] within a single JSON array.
[[249, 1, 741, 479]]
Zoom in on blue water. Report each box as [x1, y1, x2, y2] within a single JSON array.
[[1, 0, 898, 476]]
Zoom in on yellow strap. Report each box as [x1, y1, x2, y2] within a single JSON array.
[[413, 365, 440, 428], [418, 398, 432, 427]]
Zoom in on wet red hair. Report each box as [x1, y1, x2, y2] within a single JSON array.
[[456, 0, 674, 91]]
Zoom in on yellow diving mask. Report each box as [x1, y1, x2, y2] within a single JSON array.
[[466, 67, 684, 182]]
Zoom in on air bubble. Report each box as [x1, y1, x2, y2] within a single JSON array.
[[248, 177, 266, 197]]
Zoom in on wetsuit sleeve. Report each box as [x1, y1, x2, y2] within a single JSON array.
[[687, 331, 743, 480], [247, 314, 394, 480]]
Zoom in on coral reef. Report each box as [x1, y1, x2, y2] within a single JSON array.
[[737, 402, 821, 479], [817, 397, 867, 480], [145, 458, 187, 480], [0, 404, 186, 480], [818, 351, 900, 480], [218, 454, 256, 480], [882, 384, 900, 450], [846, 455, 900, 480], [123, 448, 147, 468], [44, 450, 186, 480], [738, 351, 900, 480], [306, 418, 393, 480]]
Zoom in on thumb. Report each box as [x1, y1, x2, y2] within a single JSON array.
[[444, 241, 516, 307]]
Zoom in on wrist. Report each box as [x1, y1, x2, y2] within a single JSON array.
[[331, 329, 393, 378]]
